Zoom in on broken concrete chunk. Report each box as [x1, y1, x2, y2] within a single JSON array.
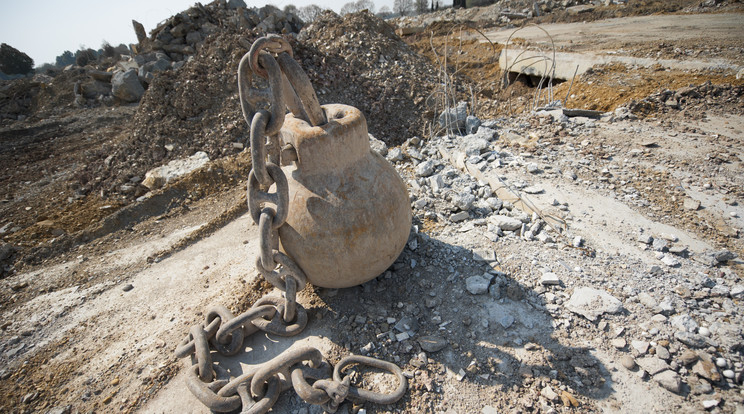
[[142, 151, 210, 190], [111, 69, 145, 103], [565, 287, 623, 321]]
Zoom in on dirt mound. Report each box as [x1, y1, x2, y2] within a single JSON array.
[[75, 10, 440, 202], [299, 10, 440, 143]]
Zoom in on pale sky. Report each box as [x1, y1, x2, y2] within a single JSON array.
[[0, 0, 404, 67]]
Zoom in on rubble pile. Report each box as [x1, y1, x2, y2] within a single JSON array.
[[627, 81, 744, 117], [393, 0, 597, 28], [347, 96, 744, 410], [74, 9, 442, 200], [299, 10, 440, 145]]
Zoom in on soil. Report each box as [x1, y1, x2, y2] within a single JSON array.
[[1, 1, 743, 414]]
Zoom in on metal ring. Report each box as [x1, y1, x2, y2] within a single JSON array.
[[248, 35, 293, 79], [254, 251, 308, 293], [214, 305, 276, 352], [333, 355, 408, 405], [205, 306, 244, 356], [258, 210, 278, 271], [291, 367, 330, 405], [250, 347, 323, 398], [249, 110, 271, 188], [175, 317, 221, 358], [250, 296, 308, 336], [276, 52, 327, 126], [259, 53, 286, 136], [191, 325, 214, 382], [238, 50, 285, 137], [283, 275, 297, 323], [186, 365, 241, 413], [248, 163, 288, 227]]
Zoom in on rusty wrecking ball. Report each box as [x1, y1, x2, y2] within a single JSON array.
[[279, 103, 412, 289]]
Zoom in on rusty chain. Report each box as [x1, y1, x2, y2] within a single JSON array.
[[176, 35, 407, 413]]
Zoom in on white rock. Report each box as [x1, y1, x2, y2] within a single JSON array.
[[670, 314, 699, 333], [702, 400, 719, 409], [142, 151, 210, 190], [654, 370, 682, 394], [465, 275, 490, 295], [631, 340, 650, 355], [491, 215, 522, 231], [415, 160, 436, 177], [565, 287, 623, 321], [523, 186, 544, 194], [540, 272, 560, 286], [660, 254, 680, 267]]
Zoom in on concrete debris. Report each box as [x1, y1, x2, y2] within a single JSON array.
[[565, 287, 623, 321], [142, 151, 210, 190], [111, 69, 145, 103]]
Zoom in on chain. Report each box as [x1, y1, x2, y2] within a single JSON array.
[[176, 35, 407, 413]]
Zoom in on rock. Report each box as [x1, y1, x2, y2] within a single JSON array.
[[730, 284, 744, 298], [656, 346, 671, 360], [132, 20, 148, 44], [415, 160, 436, 177], [526, 162, 540, 174], [660, 254, 680, 267], [453, 193, 476, 211], [486, 197, 504, 212], [679, 350, 699, 365], [637, 357, 669, 375], [491, 215, 522, 231], [638, 234, 653, 244], [418, 335, 447, 352], [450, 211, 470, 222], [465, 115, 481, 135], [620, 355, 636, 370], [473, 249, 495, 262], [482, 407, 498, 414], [637, 292, 657, 309], [692, 359, 721, 382], [122, 284, 134, 292], [675, 331, 707, 348], [611, 338, 627, 349], [368, 134, 387, 156], [691, 378, 713, 394], [386, 147, 403, 162], [702, 400, 719, 409], [466, 275, 490, 295], [111, 69, 145, 103], [540, 386, 558, 401], [654, 370, 682, 394], [522, 186, 544, 194], [185, 31, 202, 45], [683, 198, 701, 211], [46, 406, 73, 414], [631, 340, 650, 355], [670, 314, 699, 332], [142, 151, 210, 190], [713, 250, 737, 263], [439, 101, 468, 134], [498, 314, 515, 329], [540, 272, 560, 286], [460, 137, 489, 156], [565, 287, 623, 321], [560, 391, 579, 407]]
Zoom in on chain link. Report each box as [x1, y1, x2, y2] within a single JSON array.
[[177, 35, 407, 413]]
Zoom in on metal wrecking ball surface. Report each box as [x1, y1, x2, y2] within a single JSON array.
[[278, 103, 412, 289]]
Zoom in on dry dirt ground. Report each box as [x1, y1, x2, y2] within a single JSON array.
[[1, 4, 744, 414]]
